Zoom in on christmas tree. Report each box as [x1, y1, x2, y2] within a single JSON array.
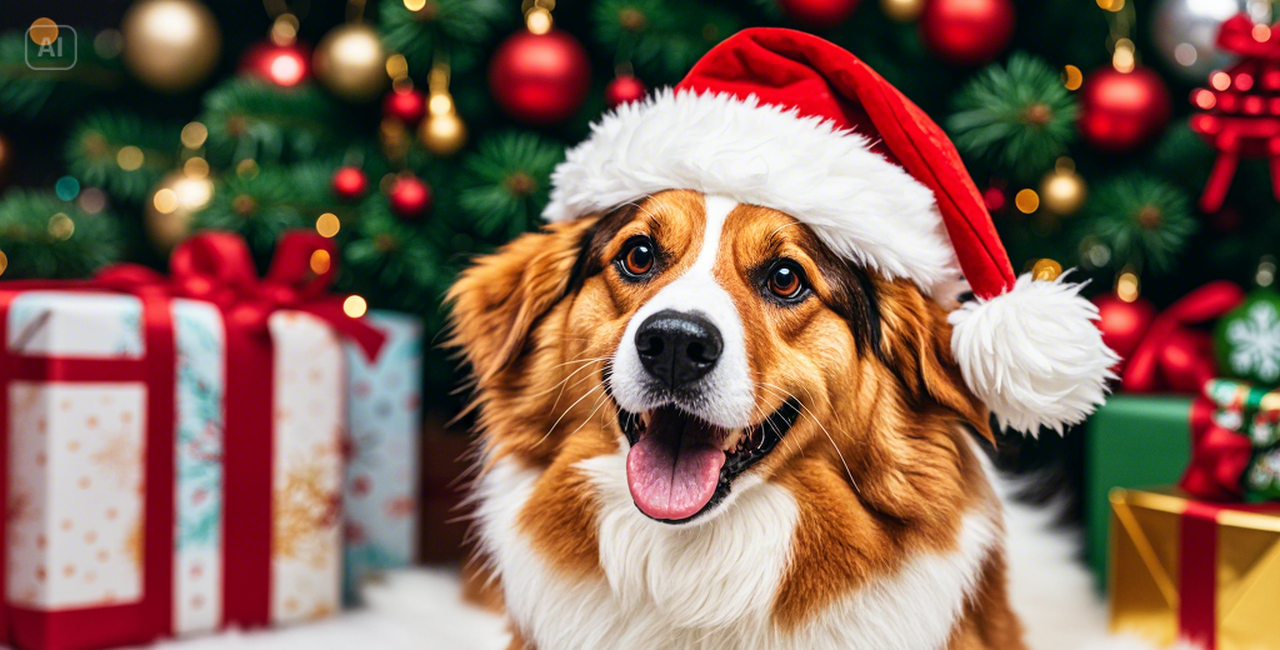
[[1, 0, 1278, 417]]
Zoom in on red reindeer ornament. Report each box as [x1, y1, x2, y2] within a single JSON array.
[[1191, 14, 1280, 213]]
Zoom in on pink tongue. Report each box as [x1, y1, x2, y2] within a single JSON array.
[[626, 434, 726, 521]]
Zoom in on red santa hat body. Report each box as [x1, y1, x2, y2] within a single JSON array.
[[543, 28, 1117, 435]]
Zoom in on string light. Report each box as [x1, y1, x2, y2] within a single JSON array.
[[183, 156, 209, 178], [1063, 65, 1083, 91], [1015, 189, 1040, 214], [403, 0, 427, 10], [78, 188, 107, 214], [526, 7, 552, 34], [1116, 271, 1141, 303], [1259, 256, 1277, 288], [47, 213, 75, 240], [343, 295, 368, 318], [181, 122, 208, 149], [0, 249, 7, 277], [116, 146, 144, 171], [310, 249, 331, 274], [1032, 258, 1063, 281], [153, 188, 179, 214], [316, 212, 340, 237], [1112, 38, 1135, 73], [385, 53, 408, 80]]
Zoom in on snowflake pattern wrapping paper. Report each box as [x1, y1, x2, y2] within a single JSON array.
[[1216, 288, 1280, 387], [0, 289, 348, 650], [342, 312, 422, 604]]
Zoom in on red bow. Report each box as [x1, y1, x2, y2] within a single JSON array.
[[1181, 399, 1253, 501], [1217, 14, 1280, 60], [97, 231, 384, 359], [1121, 281, 1244, 394]]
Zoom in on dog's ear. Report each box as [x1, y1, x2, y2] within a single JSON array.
[[874, 278, 993, 443], [448, 218, 598, 383]]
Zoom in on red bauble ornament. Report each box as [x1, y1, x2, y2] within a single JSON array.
[[489, 29, 591, 125], [388, 175, 432, 219], [1190, 15, 1280, 213], [383, 88, 427, 125], [240, 41, 310, 87], [919, 0, 1015, 67], [605, 74, 647, 109], [331, 166, 368, 201], [1093, 294, 1158, 365], [1078, 67, 1172, 154], [777, 0, 861, 28]]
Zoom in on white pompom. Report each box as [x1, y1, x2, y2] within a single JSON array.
[[948, 272, 1119, 436]]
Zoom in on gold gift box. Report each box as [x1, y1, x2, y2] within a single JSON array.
[[1109, 487, 1280, 649]]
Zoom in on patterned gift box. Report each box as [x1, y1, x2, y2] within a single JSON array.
[[1109, 487, 1280, 650], [342, 311, 421, 603], [0, 232, 383, 650]]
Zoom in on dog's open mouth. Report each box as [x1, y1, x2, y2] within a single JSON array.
[[619, 400, 800, 523]]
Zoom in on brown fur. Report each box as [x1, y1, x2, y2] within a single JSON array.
[[449, 190, 1026, 649]]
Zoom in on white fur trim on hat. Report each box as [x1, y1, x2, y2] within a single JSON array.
[[543, 88, 959, 294], [949, 272, 1120, 436]]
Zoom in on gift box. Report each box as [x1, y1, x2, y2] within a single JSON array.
[[1182, 379, 1280, 503], [0, 232, 384, 650], [1085, 395, 1196, 587], [342, 311, 422, 603], [1109, 487, 1280, 649]]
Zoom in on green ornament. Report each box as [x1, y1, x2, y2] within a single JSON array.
[[1215, 288, 1280, 388]]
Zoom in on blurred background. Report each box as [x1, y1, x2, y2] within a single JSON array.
[[0, 0, 1278, 585]]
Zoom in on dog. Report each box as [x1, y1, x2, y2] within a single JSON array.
[[448, 190, 1029, 650]]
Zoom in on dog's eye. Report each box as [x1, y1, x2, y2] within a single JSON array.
[[619, 238, 655, 278], [766, 262, 807, 300]]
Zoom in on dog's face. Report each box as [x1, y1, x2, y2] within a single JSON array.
[[451, 190, 990, 527]]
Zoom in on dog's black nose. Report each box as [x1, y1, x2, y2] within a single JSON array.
[[635, 310, 723, 389]]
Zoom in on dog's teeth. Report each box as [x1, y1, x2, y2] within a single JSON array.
[[721, 428, 744, 452]]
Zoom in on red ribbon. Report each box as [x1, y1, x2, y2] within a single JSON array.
[[1217, 14, 1280, 60], [1180, 398, 1253, 502], [1122, 281, 1245, 394], [0, 231, 383, 648], [1175, 496, 1280, 648]]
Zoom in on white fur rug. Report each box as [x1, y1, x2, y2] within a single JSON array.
[[136, 473, 1193, 650]]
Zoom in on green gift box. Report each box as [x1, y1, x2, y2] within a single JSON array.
[[1085, 395, 1193, 588]]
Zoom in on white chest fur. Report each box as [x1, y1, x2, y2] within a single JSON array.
[[475, 452, 999, 650]]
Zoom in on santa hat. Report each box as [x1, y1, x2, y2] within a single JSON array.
[[543, 28, 1117, 435]]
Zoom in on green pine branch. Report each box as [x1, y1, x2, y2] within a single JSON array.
[[0, 31, 124, 120], [458, 132, 563, 241], [948, 53, 1079, 182], [341, 196, 449, 311], [1082, 175, 1196, 275], [199, 79, 347, 166], [65, 111, 181, 203], [0, 190, 122, 278], [593, 0, 742, 82], [378, 0, 510, 74], [195, 162, 352, 254]]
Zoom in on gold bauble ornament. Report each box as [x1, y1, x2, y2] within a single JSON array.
[[419, 110, 468, 156], [121, 0, 221, 92], [313, 24, 388, 102], [881, 0, 926, 23], [1038, 168, 1088, 216], [144, 171, 213, 252]]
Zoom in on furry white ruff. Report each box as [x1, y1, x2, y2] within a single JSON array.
[[994, 463, 1199, 650], [542, 88, 959, 294], [949, 272, 1120, 435]]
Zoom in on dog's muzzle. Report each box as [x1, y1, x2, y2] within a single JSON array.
[[634, 309, 723, 390]]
